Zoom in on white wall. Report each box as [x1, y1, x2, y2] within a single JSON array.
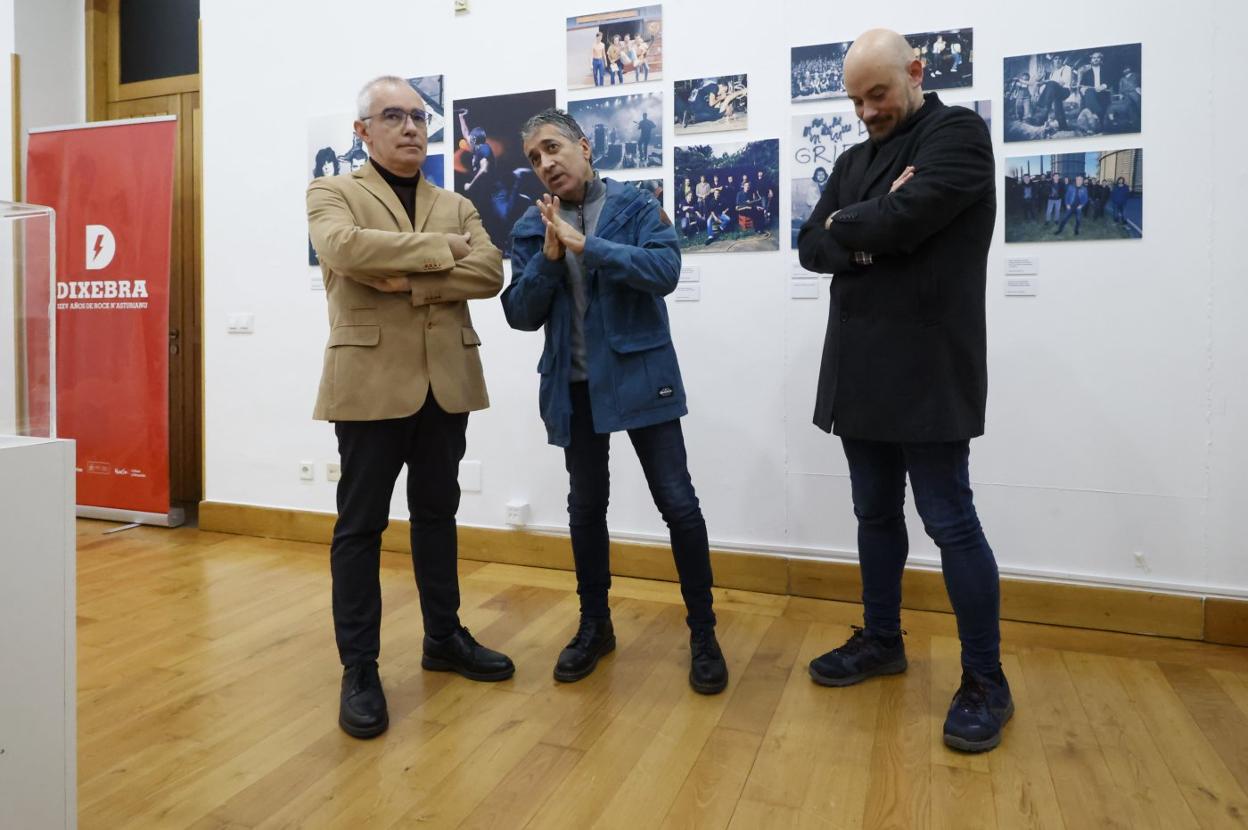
[[202, 0, 1248, 597], [15, 0, 85, 185]]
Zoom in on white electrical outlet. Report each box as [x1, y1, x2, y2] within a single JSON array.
[[326, 462, 341, 482], [299, 461, 315, 482], [226, 312, 255, 334], [454, 0, 469, 12], [504, 500, 530, 527]]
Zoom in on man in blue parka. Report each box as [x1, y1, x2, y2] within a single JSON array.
[[502, 108, 728, 695]]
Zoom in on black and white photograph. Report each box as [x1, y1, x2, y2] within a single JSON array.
[[970, 98, 992, 132], [566, 5, 664, 90], [792, 28, 972, 101], [568, 92, 663, 170], [674, 74, 748, 135], [674, 139, 779, 254], [1005, 150, 1143, 242], [790, 41, 851, 101], [789, 112, 868, 247], [453, 89, 556, 258], [1003, 43, 1141, 142], [406, 74, 446, 144], [905, 28, 974, 91]]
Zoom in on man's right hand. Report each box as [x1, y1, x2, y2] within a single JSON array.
[[539, 195, 566, 261], [447, 232, 472, 261]]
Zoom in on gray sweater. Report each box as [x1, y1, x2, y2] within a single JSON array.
[[557, 174, 607, 383]]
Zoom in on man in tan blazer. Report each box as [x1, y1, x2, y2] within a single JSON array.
[[307, 75, 511, 740]]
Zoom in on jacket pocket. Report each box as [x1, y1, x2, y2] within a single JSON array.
[[462, 327, 482, 346], [328, 323, 380, 347], [609, 339, 681, 413]]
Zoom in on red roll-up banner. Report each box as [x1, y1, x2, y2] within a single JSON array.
[[26, 116, 181, 525]]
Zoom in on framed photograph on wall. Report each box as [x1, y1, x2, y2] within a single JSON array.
[[789, 112, 867, 246], [407, 75, 446, 144], [567, 5, 664, 90], [1003, 43, 1141, 142], [1004, 149, 1143, 242], [674, 139, 779, 254], [568, 92, 663, 170], [674, 74, 748, 135], [453, 89, 557, 257], [905, 28, 974, 91]]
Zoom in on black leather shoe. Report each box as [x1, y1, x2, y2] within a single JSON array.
[[554, 616, 616, 683], [809, 626, 907, 687], [422, 626, 515, 681], [339, 661, 388, 739], [689, 627, 728, 695]]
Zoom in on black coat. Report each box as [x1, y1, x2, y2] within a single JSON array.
[[797, 94, 996, 442]]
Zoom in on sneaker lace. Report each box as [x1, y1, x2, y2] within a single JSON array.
[[954, 673, 989, 711], [834, 625, 872, 656]]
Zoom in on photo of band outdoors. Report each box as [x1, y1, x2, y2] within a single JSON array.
[[566, 5, 664, 90], [567, 92, 663, 170], [1005, 149, 1143, 242], [453, 89, 556, 257], [1004, 43, 1141, 142], [791, 28, 972, 101], [674, 74, 748, 135], [674, 139, 779, 253]]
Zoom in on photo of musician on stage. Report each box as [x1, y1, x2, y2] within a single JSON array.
[[452, 88, 555, 258], [567, 92, 663, 170], [674, 74, 748, 135]]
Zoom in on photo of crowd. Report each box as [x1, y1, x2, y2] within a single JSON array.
[[789, 113, 867, 246], [566, 5, 664, 90], [1003, 43, 1141, 142], [453, 89, 556, 257], [673, 139, 780, 254], [674, 74, 748, 135], [1004, 150, 1143, 243], [568, 93, 663, 170], [791, 28, 972, 101]]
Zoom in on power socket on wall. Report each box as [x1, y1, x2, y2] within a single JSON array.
[[298, 461, 315, 482], [326, 463, 341, 482]]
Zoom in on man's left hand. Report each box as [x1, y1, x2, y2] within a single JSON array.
[[538, 194, 587, 255], [890, 165, 916, 193]]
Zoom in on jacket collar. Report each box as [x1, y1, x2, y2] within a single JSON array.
[[352, 158, 439, 233]]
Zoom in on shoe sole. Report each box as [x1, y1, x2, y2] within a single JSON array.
[[809, 656, 909, 687], [943, 701, 1015, 753], [690, 670, 728, 695], [421, 656, 515, 682], [339, 713, 389, 739], [553, 637, 617, 683]]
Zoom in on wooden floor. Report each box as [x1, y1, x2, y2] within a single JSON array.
[[77, 520, 1248, 830]]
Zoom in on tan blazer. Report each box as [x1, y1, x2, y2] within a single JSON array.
[[307, 162, 503, 421]]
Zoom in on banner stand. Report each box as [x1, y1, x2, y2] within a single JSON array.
[[76, 505, 185, 528]]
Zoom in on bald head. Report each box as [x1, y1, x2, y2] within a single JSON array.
[[843, 28, 925, 141]]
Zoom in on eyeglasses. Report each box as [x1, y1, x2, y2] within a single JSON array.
[[362, 108, 432, 130]]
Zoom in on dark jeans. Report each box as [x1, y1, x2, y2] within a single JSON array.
[[1056, 204, 1083, 234], [331, 396, 468, 665], [841, 437, 1001, 673], [565, 381, 715, 629]]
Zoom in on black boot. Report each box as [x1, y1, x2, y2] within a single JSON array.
[[422, 626, 515, 681], [339, 661, 388, 739], [553, 616, 616, 682], [689, 627, 728, 695], [809, 626, 907, 687]]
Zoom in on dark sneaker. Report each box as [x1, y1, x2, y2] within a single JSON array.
[[339, 661, 388, 739], [554, 616, 616, 683], [689, 627, 728, 695], [808, 626, 907, 687], [943, 668, 1014, 753], [422, 626, 515, 682]]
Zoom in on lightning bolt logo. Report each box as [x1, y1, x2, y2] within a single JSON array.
[[92, 232, 104, 261]]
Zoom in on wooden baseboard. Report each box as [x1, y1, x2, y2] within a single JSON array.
[[198, 500, 1240, 645]]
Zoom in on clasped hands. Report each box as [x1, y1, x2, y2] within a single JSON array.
[[538, 194, 586, 261], [357, 232, 472, 293]]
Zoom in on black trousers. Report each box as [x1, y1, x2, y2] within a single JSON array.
[[330, 396, 468, 666]]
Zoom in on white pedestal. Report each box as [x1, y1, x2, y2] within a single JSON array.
[[0, 436, 76, 829]]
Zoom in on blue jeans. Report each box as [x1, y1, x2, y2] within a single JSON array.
[[841, 438, 1001, 673], [592, 58, 605, 87], [565, 381, 715, 628]]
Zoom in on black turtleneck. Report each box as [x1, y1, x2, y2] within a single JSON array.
[[371, 158, 421, 224]]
